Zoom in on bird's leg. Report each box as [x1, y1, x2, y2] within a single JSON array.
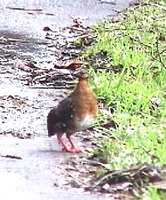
[[66, 133, 81, 153], [57, 134, 70, 152]]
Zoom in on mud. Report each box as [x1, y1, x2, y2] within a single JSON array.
[[0, 0, 132, 37], [0, 135, 107, 200]]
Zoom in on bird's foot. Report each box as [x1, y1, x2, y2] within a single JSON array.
[[65, 147, 82, 153]]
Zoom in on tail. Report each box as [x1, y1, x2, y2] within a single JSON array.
[[47, 113, 54, 137]]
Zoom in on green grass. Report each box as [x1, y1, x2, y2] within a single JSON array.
[[142, 185, 166, 200], [81, 0, 166, 198]]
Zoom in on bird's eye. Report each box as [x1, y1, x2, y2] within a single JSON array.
[[62, 123, 66, 127]]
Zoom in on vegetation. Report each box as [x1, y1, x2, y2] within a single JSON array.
[[82, 0, 166, 199]]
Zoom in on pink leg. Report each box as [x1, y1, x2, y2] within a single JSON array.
[[57, 134, 70, 152], [66, 134, 81, 153]]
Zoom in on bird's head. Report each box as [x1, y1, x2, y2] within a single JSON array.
[[72, 68, 89, 79]]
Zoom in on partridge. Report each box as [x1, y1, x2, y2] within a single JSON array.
[[47, 70, 98, 153]]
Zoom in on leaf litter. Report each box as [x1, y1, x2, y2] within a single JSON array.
[[59, 153, 166, 199]]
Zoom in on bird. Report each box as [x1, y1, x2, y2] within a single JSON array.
[[47, 69, 98, 153]]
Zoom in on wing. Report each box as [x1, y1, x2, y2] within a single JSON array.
[[47, 97, 74, 136]]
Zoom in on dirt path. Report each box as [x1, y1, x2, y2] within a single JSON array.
[[0, 135, 106, 200], [0, 83, 107, 200], [0, 35, 108, 200]]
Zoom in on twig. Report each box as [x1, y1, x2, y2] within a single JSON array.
[[29, 83, 75, 90], [148, 3, 166, 11], [0, 154, 22, 159], [155, 36, 166, 68]]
